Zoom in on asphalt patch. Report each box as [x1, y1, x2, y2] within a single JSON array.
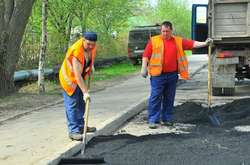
[[77, 98, 250, 165]]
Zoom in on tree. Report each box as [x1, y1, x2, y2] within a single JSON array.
[[0, 0, 35, 96], [92, 0, 134, 38], [70, 0, 98, 33], [48, 0, 73, 49], [155, 0, 191, 38], [38, 0, 48, 93]]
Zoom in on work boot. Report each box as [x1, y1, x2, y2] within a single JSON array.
[[148, 123, 158, 129], [161, 121, 174, 127], [69, 133, 82, 141], [80, 126, 97, 134]]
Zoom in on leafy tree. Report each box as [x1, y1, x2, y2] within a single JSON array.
[[0, 0, 35, 96], [154, 0, 191, 38], [69, 0, 98, 33], [48, 0, 73, 48], [92, 0, 134, 38]]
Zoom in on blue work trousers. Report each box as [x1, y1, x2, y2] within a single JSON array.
[[148, 72, 178, 123], [62, 86, 85, 134]]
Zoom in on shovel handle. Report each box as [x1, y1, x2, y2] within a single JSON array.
[[208, 44, 212, 107], [81, 74, 92, 155]]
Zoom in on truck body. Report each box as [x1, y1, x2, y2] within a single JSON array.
[[127, 25, 160, 65], [192, 0, 250, 95]]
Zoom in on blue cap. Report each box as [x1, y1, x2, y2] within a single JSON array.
[[84, 32, 97, 41]]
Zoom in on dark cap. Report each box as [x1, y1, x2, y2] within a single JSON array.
[[84, 32, 97, 41]]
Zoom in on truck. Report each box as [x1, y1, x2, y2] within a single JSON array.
[[192, 0, 250, 96], [127, 25, 161, 65]]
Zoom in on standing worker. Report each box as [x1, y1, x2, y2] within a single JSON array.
[[59, 32, 97, 140], [141, 21, 212, 129]]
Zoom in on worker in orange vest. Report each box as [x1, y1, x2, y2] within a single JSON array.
[[59, 32, 97, 140], [141, 21, 212, 129]]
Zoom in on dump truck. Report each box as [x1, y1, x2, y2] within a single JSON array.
[[192, 0, 250, 96]]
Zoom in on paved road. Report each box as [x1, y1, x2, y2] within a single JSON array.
[[0, 55, 208, 165], [103, 58, 250, 165]]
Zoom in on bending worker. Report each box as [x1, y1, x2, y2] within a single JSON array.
[[141, 21, 212, 129], [59, 32, 97, 140]]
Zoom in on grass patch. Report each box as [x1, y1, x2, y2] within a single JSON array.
[[185, 50, 192, 56], [94, 62, 140, 81]]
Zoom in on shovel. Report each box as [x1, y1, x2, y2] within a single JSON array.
[[58, 75, 105, 164], [207, 43, 221, 126]]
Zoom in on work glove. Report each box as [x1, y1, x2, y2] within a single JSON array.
[[205, 38, 213, 46], [141, 65, 148, 78], [83, 92, 90, 102]]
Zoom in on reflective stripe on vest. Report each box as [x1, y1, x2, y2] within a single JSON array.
[[148, 36, 164, 75], [148, 35, 189, 80], [175, 36, 189, 80], [59, 38, 96, 96]]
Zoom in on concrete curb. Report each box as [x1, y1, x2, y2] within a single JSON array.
[[45, 98, 147, 165]]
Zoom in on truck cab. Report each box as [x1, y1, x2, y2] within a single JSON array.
[[128, 25, 161, 65]]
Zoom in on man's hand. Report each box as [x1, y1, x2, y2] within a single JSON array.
[[141, 65, 148, 78], [83, 93, 90, 102], [205, 38, 213, 45]]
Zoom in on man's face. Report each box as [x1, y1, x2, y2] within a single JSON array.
[[84, 40, 96, 51], [161, 25, 172, 39]]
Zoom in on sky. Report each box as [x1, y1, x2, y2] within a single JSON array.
[[149, 0, 208, 8]]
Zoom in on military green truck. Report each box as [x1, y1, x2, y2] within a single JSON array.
[[127, 25, 161, 65]]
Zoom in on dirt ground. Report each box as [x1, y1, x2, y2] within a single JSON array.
[[76, 99, 250, 165], [0, 73, 137, 124]]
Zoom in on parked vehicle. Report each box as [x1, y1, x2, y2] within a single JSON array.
[[127, 25, 161, 65], [192, 0, 250, 96]]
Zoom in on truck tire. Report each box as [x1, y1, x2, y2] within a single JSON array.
[[212, 87, 223, 96], [223, 88, 235, 96], [130, 58, 139, 65]]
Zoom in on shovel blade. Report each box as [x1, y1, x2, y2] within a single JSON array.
[[58, 157, 105, 165], [208, 109, 221, 126]]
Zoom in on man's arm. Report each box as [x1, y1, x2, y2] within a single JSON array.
[[193, 38, 213, 48], [72, 57, 88, 94], [140, 40, 152, 78], [141, 57, 149, 78]]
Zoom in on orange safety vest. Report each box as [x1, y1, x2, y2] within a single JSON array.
[[59, 38, 96, 96], [148, 35, 189, 80]]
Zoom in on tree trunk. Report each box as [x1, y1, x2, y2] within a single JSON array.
[[0, 0, 35, 96], [38, 0, 48, 93]]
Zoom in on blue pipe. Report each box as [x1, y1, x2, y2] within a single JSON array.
[[14, 69, 54, 82]]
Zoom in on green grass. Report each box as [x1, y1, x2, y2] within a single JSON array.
[[93, 62, 140, 81], [185, 50, 192, 56]]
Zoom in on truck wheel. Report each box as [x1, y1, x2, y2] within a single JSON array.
[[130, 58, 139, 65], [212, 87, 223, 96], [223, 88, 235, 96]]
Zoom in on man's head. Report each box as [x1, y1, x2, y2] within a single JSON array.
[[83, 32, 97, 51], [161, 21, 173, 40]]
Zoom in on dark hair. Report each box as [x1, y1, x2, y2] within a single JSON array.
[[161, 21, 173, 30]]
